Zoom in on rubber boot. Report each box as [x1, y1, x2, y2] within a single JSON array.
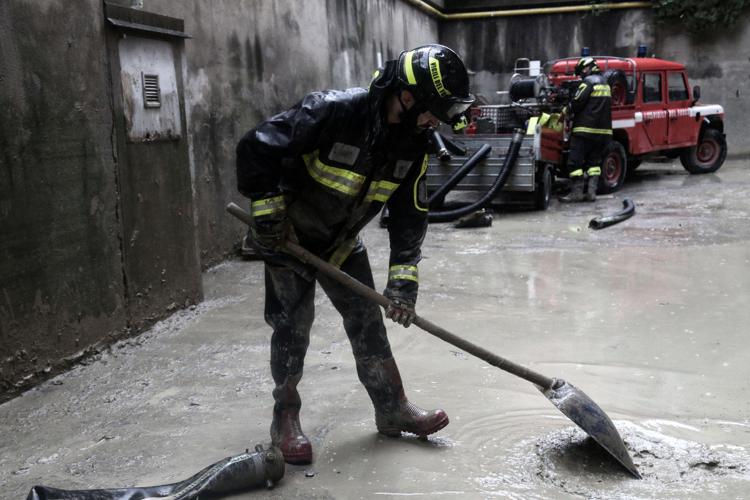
[[558, 177, 586, 203], [357, 356, 449, 438], [270, 374, 313, 465], [585, 175, 599, 202]]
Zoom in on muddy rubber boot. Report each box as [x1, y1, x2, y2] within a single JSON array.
[[270, 370, 312, 465], [357, 356, 449, 438], [585, 175, 599, 202], [558, 177, 586, 203], [270, 405, 312, 465]]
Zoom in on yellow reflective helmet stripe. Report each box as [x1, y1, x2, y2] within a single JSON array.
[[304, 151, 365, 196], [365, 179, 400, 203], [569, 169, 584, 177], [587, 166, 601, 176], [250, 195, 285, 217], [414, 155, 428, 212], [403, 50, 417, 85], [428, 56, 451, 97], [572, 126, 613, 135], [389, 264, 418, 282]]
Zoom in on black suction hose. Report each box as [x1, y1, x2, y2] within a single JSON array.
[[431, 129, 452, 161], [589, 198, 636, 229], [428, 143, 493, 207], [428, 129, 525, 223]]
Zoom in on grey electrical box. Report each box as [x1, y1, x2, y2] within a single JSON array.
[[118, 36, 181, 141]]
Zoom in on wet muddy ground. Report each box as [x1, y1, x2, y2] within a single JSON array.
[[2, 159, 750, 499]]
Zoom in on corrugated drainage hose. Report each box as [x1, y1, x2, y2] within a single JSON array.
[[26, 444, 285, 500], [589, 198, 636, 229], [428, 129, 524, 223]]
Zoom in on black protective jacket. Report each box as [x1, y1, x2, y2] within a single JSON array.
[[236, 65, 430, 300], [570, 72, 612, 137]]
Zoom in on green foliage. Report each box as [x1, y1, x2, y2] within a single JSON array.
[[653, 0, 750, 33]]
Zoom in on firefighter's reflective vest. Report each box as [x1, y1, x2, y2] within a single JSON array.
[[570, 73, 612, 137], [236, 87, 429, 294]]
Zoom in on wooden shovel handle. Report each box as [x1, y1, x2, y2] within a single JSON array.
[[227, 202, 554, 389]]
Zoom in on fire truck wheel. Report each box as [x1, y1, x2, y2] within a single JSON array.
[[599, 141, 628, 194], [680, 128, 727, 174], [534, 164, 553, 210]]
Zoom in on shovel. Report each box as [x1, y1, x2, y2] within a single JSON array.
[[226, 202, 641, 479]]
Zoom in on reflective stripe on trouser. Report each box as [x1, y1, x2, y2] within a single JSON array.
[[389, 265, 418, 282], [587, 166, 601, 176], [572, 126, 612, 135], [303, 151, 365, 196], [329, 237, 359, 268], [569, 169, 584, 177], [365, 179, 400, 203], [251, 195, 286, 218], [264, 248, 392, 408]]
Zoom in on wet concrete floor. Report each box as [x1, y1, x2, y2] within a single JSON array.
[[2, 159, 750, 499]]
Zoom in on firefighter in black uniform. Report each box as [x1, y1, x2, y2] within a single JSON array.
[[236, 44, 474, 465], [560, 56, 612, 202]]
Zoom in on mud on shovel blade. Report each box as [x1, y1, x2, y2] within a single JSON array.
[[226, 202, 641, 479]]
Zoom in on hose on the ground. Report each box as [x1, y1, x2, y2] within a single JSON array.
[[26, 444, 284, 500], [589, 198, 636, 229]]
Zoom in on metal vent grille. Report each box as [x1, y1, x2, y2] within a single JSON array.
[[142, 73, 161, 108]]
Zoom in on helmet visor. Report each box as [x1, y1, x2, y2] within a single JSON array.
[[428, 94, 475, 124]]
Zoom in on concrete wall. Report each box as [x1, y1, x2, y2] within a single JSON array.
[[142, 0, 438, 267], [656, 23, 750, 156], [0, 0, 127, 395], [0, 0, 437, 400], [440, 6, 750, 155], [440, 9, 655, 104]]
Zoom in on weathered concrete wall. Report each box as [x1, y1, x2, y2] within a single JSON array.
[[142, 0, 438, 267], [0, 0, 126, 393], [439, 9, 655, 104], [655, 23, 750, 156], [440, 6, 750, 155], [0, 0, 437, 400]]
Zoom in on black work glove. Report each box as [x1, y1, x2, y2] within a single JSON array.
[[250, 218, 290, 253], [383, 286, 417, 328]]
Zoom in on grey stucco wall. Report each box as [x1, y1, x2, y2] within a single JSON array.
[[655, 22, 750, 156], [440, 7, 749, 155], [143, 0, 438, 268], [0, 0, 437, 400], [440, 9, 655, 104], [0, 0, 127, 395]]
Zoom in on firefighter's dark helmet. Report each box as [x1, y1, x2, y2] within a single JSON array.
[[397, 44, 475, 124], [575, 56, 600, 76]]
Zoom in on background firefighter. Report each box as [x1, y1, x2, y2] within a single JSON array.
[[559, 56, 613, 203], [235, 44, 474, 465]]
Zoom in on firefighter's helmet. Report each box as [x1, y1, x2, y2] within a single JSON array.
[[397, 44, 475, 124], [575, 56, 600, 76]]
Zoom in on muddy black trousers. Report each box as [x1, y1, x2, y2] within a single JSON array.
[[568, 134, 610, 176], [264, 247, 395, 411]]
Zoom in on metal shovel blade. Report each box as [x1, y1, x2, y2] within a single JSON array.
[[541, 380, 641, 479]]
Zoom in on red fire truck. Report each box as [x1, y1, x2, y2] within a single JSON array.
[[426, 56, 727, 211]]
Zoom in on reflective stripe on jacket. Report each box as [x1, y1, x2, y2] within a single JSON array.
[[570, 73, 612, 137]]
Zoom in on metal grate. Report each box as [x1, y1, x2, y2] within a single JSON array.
[[142, 73, 161, 108]]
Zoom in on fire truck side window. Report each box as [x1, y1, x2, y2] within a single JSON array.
[[667, 72, 689, 101], [643, 73, 662, 103]]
